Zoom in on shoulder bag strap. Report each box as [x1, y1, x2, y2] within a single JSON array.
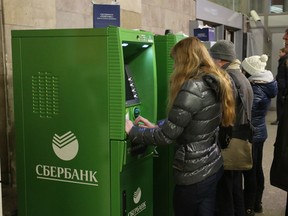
[[228, 72, 252, 124]]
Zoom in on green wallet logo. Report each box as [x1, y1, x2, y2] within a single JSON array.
[[133, 187, 142, 204], [52, 131, 79, 161], [35, 131, 98, 186], [128, 187, 146, 216]]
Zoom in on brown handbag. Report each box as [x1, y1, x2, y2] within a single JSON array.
[[222, 137, 253, 170]]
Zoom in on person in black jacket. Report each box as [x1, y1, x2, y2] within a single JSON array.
[[125, 37, 236, 216], [270, 27, 288, 216], [210, 40, 254, 216], [241, 54, 278, 216], [271, 47, 288, 125]]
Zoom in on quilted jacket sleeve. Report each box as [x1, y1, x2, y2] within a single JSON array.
[[128, 80, 203, 146]]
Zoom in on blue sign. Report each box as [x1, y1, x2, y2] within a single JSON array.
[[93, 4, 120, 28]]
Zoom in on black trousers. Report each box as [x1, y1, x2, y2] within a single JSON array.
[[243, 141, 265, 210], [215, 170, 245, 216], [276, 92, 285, 121]]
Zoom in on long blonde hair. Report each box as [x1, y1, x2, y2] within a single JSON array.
[[169, 37, 235, 126]]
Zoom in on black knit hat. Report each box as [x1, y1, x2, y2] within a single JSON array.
[[209, 40, 236, 62]]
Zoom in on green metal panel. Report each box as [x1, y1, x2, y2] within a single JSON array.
[[107, 27, 125, 140], [13, 30, 110, 216], [12, 27, 157, 216], [154, 34, 187, 216], [121, 152, 154, 216], [12, 37, 26, 215]]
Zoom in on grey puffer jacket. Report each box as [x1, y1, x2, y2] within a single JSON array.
[[128, 74, 223, 185]]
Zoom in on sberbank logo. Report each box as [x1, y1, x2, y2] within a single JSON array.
[[133, 187, 142, 204], [35, 131, 99, 186], [52, 131, 79, 161], [128, 187, 147, 216]]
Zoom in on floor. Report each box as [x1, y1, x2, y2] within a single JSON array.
[[1, 110, 287, 216]]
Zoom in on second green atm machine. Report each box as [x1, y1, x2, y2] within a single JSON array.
[[12, 26, 157, 216], [154, 33, 187, 216]]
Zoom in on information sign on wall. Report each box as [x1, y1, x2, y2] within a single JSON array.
[[93, 4, 120, 28]]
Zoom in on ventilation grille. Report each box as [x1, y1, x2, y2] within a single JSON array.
[[32, 71, 59, 118]]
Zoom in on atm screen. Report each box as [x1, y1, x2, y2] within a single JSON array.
[[125, 65, 140, 106]]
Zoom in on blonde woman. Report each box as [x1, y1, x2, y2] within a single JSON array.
[[125, 37, 235, 216]]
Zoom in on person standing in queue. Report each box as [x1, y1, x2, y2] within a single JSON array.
[[271, 47, 288, 125], [241, 54, 277, 215], [209, 40, 254, 216], [125, 36, 235, 216], [270, 27, 288, 216]]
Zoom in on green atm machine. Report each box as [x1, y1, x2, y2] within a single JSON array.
[[154, 33, 187, 216], [12, 26, 157, 216]]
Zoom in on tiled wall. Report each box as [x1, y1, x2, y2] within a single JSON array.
[[142, 0, 195, 34]]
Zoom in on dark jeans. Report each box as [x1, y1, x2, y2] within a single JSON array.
[[243, 141, 265, 209], [173, 167, 223, 216], [215, 170, 245, 216]]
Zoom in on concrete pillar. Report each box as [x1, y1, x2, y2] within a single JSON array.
[[284, 0, 288, 12]]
